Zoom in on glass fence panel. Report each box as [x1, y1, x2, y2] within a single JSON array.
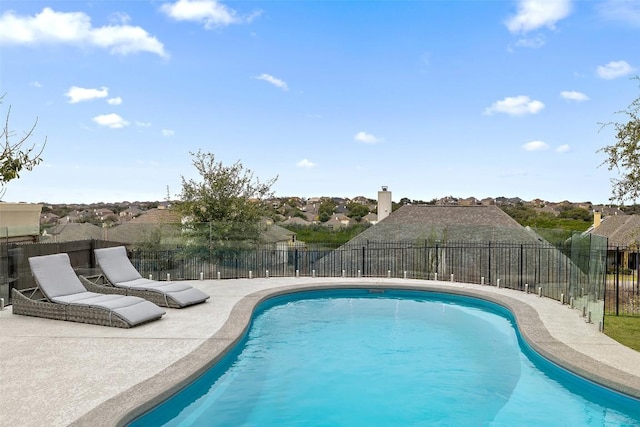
[[6, 223, 616, 327]]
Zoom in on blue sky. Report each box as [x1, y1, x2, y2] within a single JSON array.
[[1, 0, 638, 205]]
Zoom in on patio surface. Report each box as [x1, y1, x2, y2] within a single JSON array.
[[1, 277, 640, 427]]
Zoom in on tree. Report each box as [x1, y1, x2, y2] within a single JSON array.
[[1, 95, 46, 198], [317, 198, 337, 222], [346, 202, 370, 221], [599, 76, 640, 203], [174, 150, 278, 246]]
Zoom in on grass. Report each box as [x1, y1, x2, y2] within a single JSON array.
[[603, 315, 640, 352], [283, 223, 371, 245]]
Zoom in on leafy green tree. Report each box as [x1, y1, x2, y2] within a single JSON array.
[[558, 207, 591, 222], [346, 202, 370, 221], [599, 76, 640, 202], [317, 198, 337, 222], [174, 150, 278, 247], [1, 95, 46, 198]]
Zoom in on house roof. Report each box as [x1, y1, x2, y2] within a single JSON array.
[[588, 214, 640, 246], [42, 223, 104, 242], [343, 205, 538, 243], [323, 214, 352, 228], [261, 224, 296, 243], [281, 216, 311, 226], [128, 208, 181, 224], [362, 213, 378, 223]]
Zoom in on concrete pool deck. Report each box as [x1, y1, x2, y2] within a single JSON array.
[[1, 277, 640, 426]]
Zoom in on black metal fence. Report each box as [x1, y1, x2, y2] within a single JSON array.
[[5, 229, 640, 320], [120, 235, 607, 322], [604, 246, 640, 316]]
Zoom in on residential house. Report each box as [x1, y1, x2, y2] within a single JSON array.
[[128, 208, 181, 224], [351, 196, 374, 205], [281, 216, 311, 226], [458, 197, 479, 206], [303, 212, 317, 223], [585, 212, 640, 271], [41, 208, 182, 245], [494, 197, 523, 206], [341, 205, 537, 242], [41, 223, 105, 243], [119, 206, 144, 222], [436, 196, 458, 206], [107, 208, 182, 245], [313, 205, 575, 287], [57, 210, 84, 224], [40, 212, 60, 225], [0, 202, 42, 243], [362, 213, 378, 225], [332, 197, 349, 214], [323, 214, 352, 229]]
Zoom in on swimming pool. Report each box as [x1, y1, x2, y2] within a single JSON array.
[[130, 289, 640, 426]]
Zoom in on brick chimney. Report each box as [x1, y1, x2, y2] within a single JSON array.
[[377, 186, 392, 222], [593, 210, 601, 228]]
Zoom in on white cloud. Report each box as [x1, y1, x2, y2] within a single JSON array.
[[65, 86, 108, 103], [136, 121, 151, 127], [109, 12, 131, 25], [506, 0, 572, 33], [0, 7, 167, 57], [597, 60, 635, 80], [93, 113, 129, 128], [556, 144, 570, 153], [522, 140, 549, 151], [30, 81, 42, 88], [160, 0, 257, 28], [162, 129, 175, 137], [560, 90, 589, 102], [484, 96, 545, 116], [107, 97, 122, 105], [296, 159, 316, 168], [597, 0, 640, 27], [512, 34, 546, 49], [254, 74, 288, 91], [354, 131, 382, 144]]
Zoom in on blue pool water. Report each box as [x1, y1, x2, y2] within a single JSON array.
[[131, 289, 640, 426]]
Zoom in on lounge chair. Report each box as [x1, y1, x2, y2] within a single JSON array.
[[12, 253, 166, 328], [92, 246, 210, 308]]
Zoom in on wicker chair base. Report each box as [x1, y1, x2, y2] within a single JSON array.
[[11, 288, 132, 328]]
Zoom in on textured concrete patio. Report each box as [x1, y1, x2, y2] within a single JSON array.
[[1, 277, 640, 427]]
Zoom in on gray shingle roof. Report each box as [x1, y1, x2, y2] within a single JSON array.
[[350, 205, 537, 243], [42, 223, 104, 242], [261, 224, 296, 243], [589, 214, 640, 246]]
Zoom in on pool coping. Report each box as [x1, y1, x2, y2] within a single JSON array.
[[69, 280, 640, 426]]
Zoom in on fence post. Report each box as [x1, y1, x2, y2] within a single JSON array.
[[519, 244, 524, 290], [488, 241, 492, 286], [616, 246, 620, 316]]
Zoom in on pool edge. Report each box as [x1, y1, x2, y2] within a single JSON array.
[[69, 280, 640, 427]]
